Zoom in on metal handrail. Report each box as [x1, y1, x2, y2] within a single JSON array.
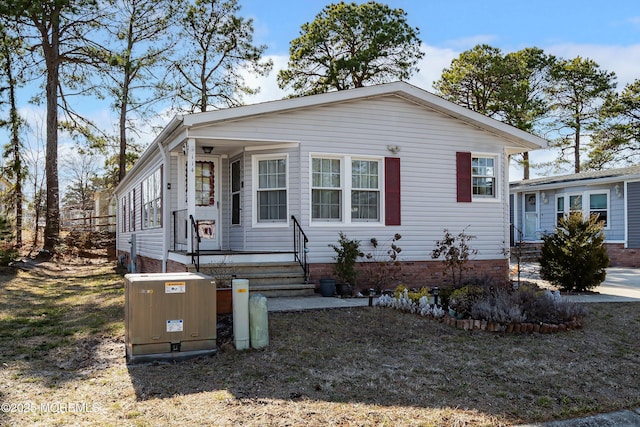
[[291, 215, 309, 283], [189, 214, 201, 272]]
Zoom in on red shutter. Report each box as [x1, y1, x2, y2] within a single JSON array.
[[456, 152, 472, 203], [385, 157, 401, 225]]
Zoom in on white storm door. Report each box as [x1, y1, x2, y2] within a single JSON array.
[[523, 193, 538, 240], [194, 158, 220, 250]]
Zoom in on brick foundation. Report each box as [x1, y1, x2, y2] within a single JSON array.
[[116, 250, 188, 273], [309, 258, 510, 292], [605, 244, 640, 267], [515, 243, 640, 268]]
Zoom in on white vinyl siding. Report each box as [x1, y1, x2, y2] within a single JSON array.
[[198, 96, 510, 261], [118, 94, 519, 263]]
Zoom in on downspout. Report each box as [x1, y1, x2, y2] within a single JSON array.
[[157, 139, 169, 273], [242, 148, 247, 250]]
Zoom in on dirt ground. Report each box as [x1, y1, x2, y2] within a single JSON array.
[[0, 258, 639, 426]]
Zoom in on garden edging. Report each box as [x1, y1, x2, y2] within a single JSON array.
[[442, 313, 583, 333]]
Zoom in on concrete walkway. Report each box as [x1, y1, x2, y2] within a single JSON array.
[[267, 294, 370, 312], [516, 408, 640, 427], [514, 263, 640, 302], [266, 264, 640, 313]]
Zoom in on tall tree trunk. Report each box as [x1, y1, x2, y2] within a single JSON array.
[[522, 152, 530, 180], [118, 89, 127, 182], [42, 18, 61, 252], [574, 123, 581, 173]]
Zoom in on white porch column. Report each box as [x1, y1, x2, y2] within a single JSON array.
[[186, 138, 197, 253]]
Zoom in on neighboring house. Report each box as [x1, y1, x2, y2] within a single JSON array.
[[114, 82, 547, 289], [510, 165, 640, 267]]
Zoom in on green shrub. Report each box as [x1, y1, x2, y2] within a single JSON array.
[[449, 285, 485, 318], [539, 213, 609, 292], [329, 232, 362, 285]]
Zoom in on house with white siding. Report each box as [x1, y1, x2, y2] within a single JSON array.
[[510, 165, 640, 267], [114, 82, 547, 292]]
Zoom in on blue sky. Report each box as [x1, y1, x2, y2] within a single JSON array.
[[239, 0, 640, 101], [233, 0, 640, 179], [8, 0, 640, 184]]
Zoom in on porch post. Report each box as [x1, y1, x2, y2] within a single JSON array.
[[186, 138, 197, 253]]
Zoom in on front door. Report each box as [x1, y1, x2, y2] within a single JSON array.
[[523, 193, 538, 240], [193, 157, 220, 250]]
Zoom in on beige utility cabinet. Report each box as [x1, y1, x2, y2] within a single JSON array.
[[124, 272, 216, 362]]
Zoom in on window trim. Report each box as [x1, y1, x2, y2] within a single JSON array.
[[471, 153, 499, 201], [231, 159, 242, 226], [309, 153, 384, 226], [141, 166, 162, 230], [555, 190, 610, 229], [252, 153, 289, 228]]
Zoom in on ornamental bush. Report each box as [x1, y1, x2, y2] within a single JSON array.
[[539, 213, 609, 292]]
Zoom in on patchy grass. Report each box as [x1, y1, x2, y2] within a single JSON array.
[[0, 259, 639, 426]]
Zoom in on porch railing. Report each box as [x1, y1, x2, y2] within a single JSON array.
[[291, 215, 309, 283], [189, 214, 201, 272], [172, 209, 188, 250]]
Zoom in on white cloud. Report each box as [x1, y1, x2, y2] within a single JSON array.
[[243, 54, 290, 104], [538, 43, 640, 89], [410, 44, 459, 91]]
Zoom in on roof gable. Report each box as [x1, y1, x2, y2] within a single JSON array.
[[182, 81, 548, 152]]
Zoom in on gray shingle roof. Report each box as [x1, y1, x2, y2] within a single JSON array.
[[510, 164, 640, 188]]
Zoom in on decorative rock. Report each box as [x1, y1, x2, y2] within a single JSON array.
[[480, 320, 487, 330], [473, 319, 481, 330]]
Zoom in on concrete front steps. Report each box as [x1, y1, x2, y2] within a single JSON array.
[[192, 261, 314, 297]]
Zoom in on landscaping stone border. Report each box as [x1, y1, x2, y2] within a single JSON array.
[[442, 314, 582, 333]]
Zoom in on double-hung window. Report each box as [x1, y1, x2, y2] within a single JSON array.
[[142, 167, 162, 229], [471, 156, 496, 197], [311, 155, 383, 224], [256, 156, 287, 223], [351, 159, 380, 221], [556, 196, 565, 225], [312, 158, 342, 220], [589, 193, 608, 226]]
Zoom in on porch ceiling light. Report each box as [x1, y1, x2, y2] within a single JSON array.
[[202, 146, 214, 154]]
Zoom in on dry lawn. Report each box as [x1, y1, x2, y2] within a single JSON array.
[[0, 258, 639, 426]]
